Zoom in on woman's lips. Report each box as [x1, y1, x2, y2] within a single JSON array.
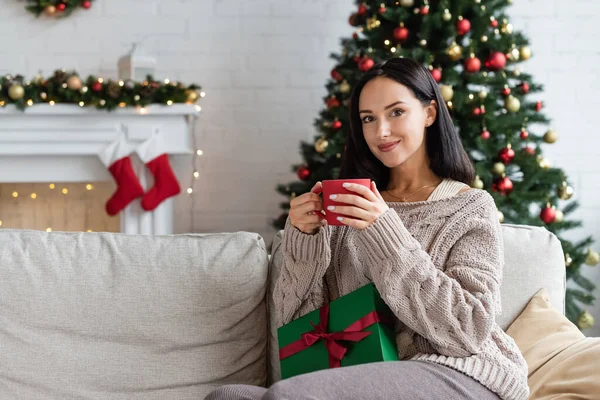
[[378, 141, 400, 152]]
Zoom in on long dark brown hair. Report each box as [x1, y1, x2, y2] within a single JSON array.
[[339, 57, 475, 188]]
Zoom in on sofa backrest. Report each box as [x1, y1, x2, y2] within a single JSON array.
[[266, 224, 566, 384], [0, 229, 268, 400]]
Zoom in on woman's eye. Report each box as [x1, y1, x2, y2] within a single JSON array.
[[391, 109, 404, 117], [361, 116, 374, 123]]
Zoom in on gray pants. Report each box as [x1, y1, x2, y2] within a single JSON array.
[[205, 360, 500, 400]]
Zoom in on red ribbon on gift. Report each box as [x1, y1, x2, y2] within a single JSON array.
[[279, 305, 391, 368]]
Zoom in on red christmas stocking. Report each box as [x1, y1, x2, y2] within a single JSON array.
[[98, 134, 144, 216], [136, 132, 181, 211]]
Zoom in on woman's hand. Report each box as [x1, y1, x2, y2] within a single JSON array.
[[289, 182, 326, 235], [327, 181, 389, 230]]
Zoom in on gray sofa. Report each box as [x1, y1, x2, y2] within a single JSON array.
[[0, 224, 565, 399]]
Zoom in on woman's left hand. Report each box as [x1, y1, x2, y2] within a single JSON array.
[[328, 181, 389, 230]]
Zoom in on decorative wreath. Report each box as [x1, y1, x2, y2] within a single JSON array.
[[24, 0, 95, 18]]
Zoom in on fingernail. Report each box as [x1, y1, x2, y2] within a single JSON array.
[[327, 206, 335, 211], [329, 194, 337, 200], [342, 183, 350, 188]]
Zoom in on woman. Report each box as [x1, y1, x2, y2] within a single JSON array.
[[206, 58, 529, 400]]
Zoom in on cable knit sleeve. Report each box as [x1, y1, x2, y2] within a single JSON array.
[[355, 196, 503, 357], [272, 217, 333, 328]]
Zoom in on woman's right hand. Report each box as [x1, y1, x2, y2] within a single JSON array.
[[289, 182, 326, 235]]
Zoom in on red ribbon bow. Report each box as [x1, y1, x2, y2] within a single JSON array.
[[279, 305, 388, 368]]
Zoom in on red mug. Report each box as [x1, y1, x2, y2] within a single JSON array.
[[316, 179, 372, 226]]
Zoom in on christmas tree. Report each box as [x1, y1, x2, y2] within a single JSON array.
[[273, 0, 599, 330]]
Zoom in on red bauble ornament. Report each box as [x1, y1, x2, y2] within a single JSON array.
[[358, 57, 375, 72], [502, 87, 511, 96], [485, 52, 507, 71], [358, 4, 367, 15], [493, 176, 514, 195], [430, 68, 442, 82], [331, 69, 343, 82], [420, 6, 430, 15], [480, 130, 491, 140], [297, 166, 311, 181], [352, 32, 359, 39], [56, 3, 67, 11], [490, 19, 499, 28], [519, 82, 530, 94], [326, 97, 340, 109], [540, 205, 556, 224], [82, 1, 92, 9], [457, 18, 471, 35], [524, 145, 535, 155], [91, 81, 103, 92], [464, 56, 481, 73], [349, 14, 358, 27], [393, 26, 409, 42], [498, 146, 515, 164], [332, 120, 343, 130], [379, 6, 386, 13], [536, 101, 543, 112], [473, 107, 484, 116], [520, 129, 529, 139]]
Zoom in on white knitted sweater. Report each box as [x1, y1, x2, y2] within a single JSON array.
[[274, 179, 529, 400]]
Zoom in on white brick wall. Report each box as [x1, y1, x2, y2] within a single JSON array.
[[1, 0, 599, 335]]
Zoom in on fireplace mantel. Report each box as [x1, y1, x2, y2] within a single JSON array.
[[0, 104, 200, 235]]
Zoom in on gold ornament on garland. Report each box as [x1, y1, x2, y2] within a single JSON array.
[[315, 137, 329, 153], [472, 175, 484, 189], [543, 129, 558, 144], [520, 46, 532, 60], [578, 310, 595, 330], [8, 84, 25, 100], [557, 181, 574, 200], [492, 162, 506, 175], [440, 85, 454, 102], [339, 80, 351, 94], [585, 249, 600, 266], [442, 9, 452, 21], [185, 89, 200, 104], [505, 95, 521, 113], [447, 42, 463, 61], [66, 75, 83, 91]]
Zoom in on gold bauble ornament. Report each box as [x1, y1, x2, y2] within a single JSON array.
[[578, 310, 595, 330], [557, 182, 574, 200], [440, 85, 454, 102], [472, 176, 484, 189], [505, 95, 521, 113], [66, 76, 83, 91], [565, 253, 573, 267], [315, 137, 329, 153], [339, 80, 351, 94], [555, 210, 564, 223], [538, 157, 551, 169], [44, 5, 56, 15], [543, 129, 558, 144], [400, 0, 415, 7], [585, 249, 600, 266], [498, 210, 505, 223], [520, 46, 532, 60], [185, 89, 199, 104], [447, 43, 463, 61], [442, 9, 452, 21], [492, 162, 506, 175], [8, 84, 25, 100], [478, 89, 488, 100]]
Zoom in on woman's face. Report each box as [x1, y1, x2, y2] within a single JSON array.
[[358, 76, 436, 169]]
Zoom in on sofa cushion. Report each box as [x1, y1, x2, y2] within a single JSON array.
[[0, 229, 268, 399], [267, 224, 566, 382], [507, 288, 600, 399]]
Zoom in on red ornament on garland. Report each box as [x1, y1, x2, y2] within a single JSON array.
[[485, 52, 507, 71], [420, 6, 430, 15], [331, 69, 343, 82], [332, 120, 343, 130], [56, 3, 66, 11], [91, 81, 103, 92], [393, 26, 409, 42], [502, 87, 511, 96], [352, 32, 359, 39], [358, 4, 368, 15], [464, 56, 481, 73], [480, 130, 491, 140], [82, 1, 92, 9], [326, 97, 340, 109], [524, 145, 535, 155], [358, 57, 375, 72], [379, 5, 386, 13], [535, 101, 543, 112], [490, 19, 499, 28], [430, 68, 442, 82], [519, 82, 530, 94], [540, 205, 556, 224], [473, 107, 485, 116], [520, 129, 529, 139], [498, 145, 515, 164], [492, 176, 514, 195], [457, 18, 471, 35], [297, 166, 311, 181]]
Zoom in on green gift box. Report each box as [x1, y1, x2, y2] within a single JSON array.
[[278, 283, 399, 380]]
